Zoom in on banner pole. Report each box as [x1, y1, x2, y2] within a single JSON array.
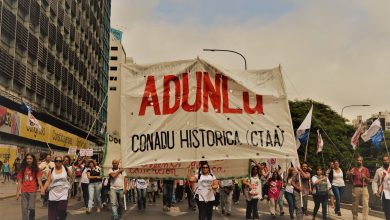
[[304, 130, 311, 162], [383, 132, 389, 156], [75, 93, 108, 163]]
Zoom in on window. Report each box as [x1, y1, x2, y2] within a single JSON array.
[[109, 76, 117, 81], [109, 87, 117, 91], [111, 46, 118, 51], [110, 56, 118, 60], [110, 66, 117, 71]]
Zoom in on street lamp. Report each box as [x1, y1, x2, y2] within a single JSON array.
[[203, 49, 247, 70], [341, 105, 370, 117]]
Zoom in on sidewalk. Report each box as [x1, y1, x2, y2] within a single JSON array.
[[0, 180, 18, 200]]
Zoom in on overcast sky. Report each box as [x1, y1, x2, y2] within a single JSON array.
[[111, 0, 390, 121]]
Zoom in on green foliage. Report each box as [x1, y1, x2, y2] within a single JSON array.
[[289, 99, 357, 170]]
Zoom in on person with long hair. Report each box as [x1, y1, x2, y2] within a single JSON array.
[[268, 170, 282, 218], [330, 160, 345, 216], [188, 161, 219, 220], [312, 166, 331, 220], [16, 153, 43, 220], [243, 165, 262, 220], [86, 160, 102, 214], [41, 156, 71, 220], [79, 158, 90, 208], [284, 167, 297, 220]]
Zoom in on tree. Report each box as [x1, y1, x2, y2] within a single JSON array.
[[289, 99, 389, 171], [289, 99, 355, 170]]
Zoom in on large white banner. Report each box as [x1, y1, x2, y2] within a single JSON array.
[[118, 58, 298, 179]]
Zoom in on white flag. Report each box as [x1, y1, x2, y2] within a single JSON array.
[[296, 105, 313, 149], [351, 125, 361, 150], [361, 119, 381, 142], [316, 129, 324, 154]]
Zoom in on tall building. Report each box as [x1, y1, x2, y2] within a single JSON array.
[[0, 0, 111, 160], [103, 29, 133, 169], [107, 29, 127, 139]]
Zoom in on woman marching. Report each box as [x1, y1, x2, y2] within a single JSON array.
[[311, 167, 331, 220], [16, 153, 43, 220], [284, 167, 297, 220], [329, 160, 345, 216], [243, 164, 262, 220], [268, 170, 283, 218], [41, 156, 72, 220], [188, 161, 219, 220], [86, 160, 102, 214]]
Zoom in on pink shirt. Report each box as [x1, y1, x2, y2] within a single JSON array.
[[351, 167, 370, 187]]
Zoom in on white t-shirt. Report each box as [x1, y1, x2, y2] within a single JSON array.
[[383, 170, 390, 199], [49, 166, 70, 201], [285, 178, 294, 194], [332, 169, 345, 187], [80, 167, 90, 184], [196, 174, 217, 202], [249, 176, 262, 199], [109, 168, 126, 190], [136, 179, 148, 189]]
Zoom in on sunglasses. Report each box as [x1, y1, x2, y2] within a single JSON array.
[[54, 160, 63, 163], [202, 166, 209, 169]]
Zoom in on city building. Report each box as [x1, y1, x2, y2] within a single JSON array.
[[366, 111, 390, 131], [103, 28, 133, 170], [107, 28, 127, 142], [0, 0, 111, 162]]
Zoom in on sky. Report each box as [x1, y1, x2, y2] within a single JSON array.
[[111, 0, 390, 122]]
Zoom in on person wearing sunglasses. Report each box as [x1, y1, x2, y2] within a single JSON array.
[[41, 156, 71, 220], [86, 160, 102, 214], [188, 161, 219, 220]]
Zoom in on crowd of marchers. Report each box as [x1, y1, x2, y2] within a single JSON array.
[[11, 153, 390, 220]]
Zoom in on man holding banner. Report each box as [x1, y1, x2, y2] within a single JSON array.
[[109, 159, 127, 220]]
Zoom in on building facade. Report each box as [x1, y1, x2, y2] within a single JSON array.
[[0, 0, 111, 160]]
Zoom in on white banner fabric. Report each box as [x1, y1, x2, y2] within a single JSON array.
[[118, 59, 298, 178]]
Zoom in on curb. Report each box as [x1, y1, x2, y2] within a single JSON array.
[[0, 194, 16, 200]]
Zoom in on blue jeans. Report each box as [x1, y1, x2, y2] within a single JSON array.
[[278, 188, 285, 212], [331, 186, 344, 213], [88, 182, 102, 208], [313, 194, 328, 220], [163, 182, 174, 207], [110, 189, 124, 219], [285, 192, 295, 218], [136, 188, 146, 210]]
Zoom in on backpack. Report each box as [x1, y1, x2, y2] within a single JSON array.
[[74, 165, 82, 177], [315, 178, 328, 196]]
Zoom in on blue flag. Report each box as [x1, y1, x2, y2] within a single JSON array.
[[371, 129, 384, 150], [20, 101, 32, 113], [298, 129, 310, 145]]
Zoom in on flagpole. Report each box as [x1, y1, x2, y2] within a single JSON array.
[[304, 130, 311, 162], [321, 151, 325, 169], [383, 132, 389, 156]]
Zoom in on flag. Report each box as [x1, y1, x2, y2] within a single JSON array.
[[316, 129, 324, 154], [361, 119, 383, 150], [20, 100, 32, 113], [371, 129, 384, 150], [351, 125, 361, 150], [21, 101, 42, 130], [296, 105, 313, 149], [361, 119, 381, 142]]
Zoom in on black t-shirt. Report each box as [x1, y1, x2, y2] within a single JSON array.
[[87, 167, 102, 183]]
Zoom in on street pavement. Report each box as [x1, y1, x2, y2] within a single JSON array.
[[0, 181, 385, 219]]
